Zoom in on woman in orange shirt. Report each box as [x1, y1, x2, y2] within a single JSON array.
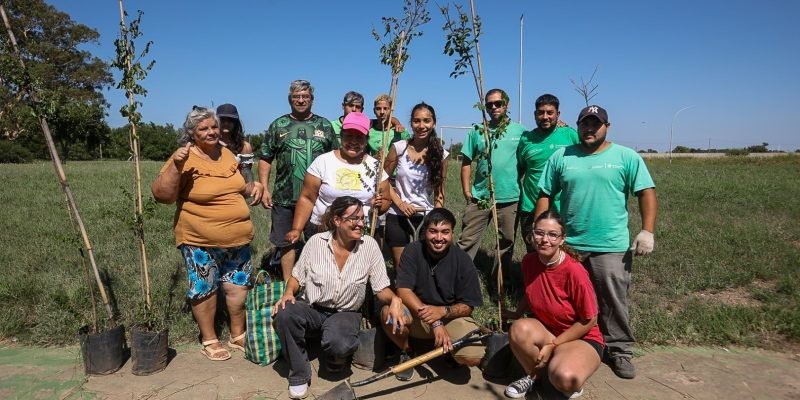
[[152, 106, 263, 361]]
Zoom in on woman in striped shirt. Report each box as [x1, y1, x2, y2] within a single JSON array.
[[273, 196, 406, 400]]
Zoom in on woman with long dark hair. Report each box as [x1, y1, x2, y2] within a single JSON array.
[[384, 102, 448, 268]]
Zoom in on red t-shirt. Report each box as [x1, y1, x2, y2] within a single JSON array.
[[522, 252, 604, 345]]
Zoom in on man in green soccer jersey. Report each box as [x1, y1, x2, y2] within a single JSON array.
[[536, 105, 658, 379], [259, 80, 337, 280]]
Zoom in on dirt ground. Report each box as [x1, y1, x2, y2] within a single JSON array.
[[1, 343, 799, 400]]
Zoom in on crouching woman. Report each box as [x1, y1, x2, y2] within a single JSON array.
[[503, 210, 604, 399], [272, 196, 406, 400]]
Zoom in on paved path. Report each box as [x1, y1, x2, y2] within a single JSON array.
[[1, 344, 799, 399]]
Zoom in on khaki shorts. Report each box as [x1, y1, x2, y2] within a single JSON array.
[[408, 315, 485, 361]]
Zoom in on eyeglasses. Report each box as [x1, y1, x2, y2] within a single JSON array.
[[485, 100, 506, 109], [291, 94, 312, 100], [533, 230, 563, 241], [341, 216, 366, 225]]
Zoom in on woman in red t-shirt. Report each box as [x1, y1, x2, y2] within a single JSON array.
[[503, 210, 604, 399]]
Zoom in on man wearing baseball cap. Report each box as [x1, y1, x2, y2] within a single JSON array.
[[535, 105, 658, 379]]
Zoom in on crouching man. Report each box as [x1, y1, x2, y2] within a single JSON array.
[[381, 208, 485, 381]]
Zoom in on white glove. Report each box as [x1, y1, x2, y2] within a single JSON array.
[[630, 230, 654, 255]]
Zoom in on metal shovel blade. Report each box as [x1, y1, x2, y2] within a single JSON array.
[[316, 381, 357, 400]]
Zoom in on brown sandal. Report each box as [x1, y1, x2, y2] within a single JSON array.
[[201, 339, 231, 361], [228, 332, 246, 352]]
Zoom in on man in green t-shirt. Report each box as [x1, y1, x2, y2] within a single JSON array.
[[368, 93, 410, 157], [329, 91, 365, 142], [517, 94, 579, 252], [258, 80, 337, 280], [458, 88, 524, 275], [535, 105, 658, 380]]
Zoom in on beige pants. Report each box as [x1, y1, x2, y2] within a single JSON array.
[[408, 316, 485, 361]]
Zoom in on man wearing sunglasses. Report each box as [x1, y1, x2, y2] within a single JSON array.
[[259, 79, 337, 281], [535, 105, 658, 380], [458, 88, 525, 278]]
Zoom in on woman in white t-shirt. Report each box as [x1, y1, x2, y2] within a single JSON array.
[[286, 112, 390, 245], [384, 102, 449, 268]]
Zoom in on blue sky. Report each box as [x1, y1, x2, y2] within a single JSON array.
[[48, 0, 800, 151]]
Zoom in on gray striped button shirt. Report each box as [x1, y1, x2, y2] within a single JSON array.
[[292, 231, 390, 312]]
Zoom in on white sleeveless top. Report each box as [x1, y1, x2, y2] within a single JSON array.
[[388, 140, 449, 215]]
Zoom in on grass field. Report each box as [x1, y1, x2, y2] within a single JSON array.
[[0, 156, 798, 349]]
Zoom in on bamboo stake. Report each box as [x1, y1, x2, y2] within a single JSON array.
[[64, 191, 98, 332], [117, 0, 151, 309], [468, 0, 504, 328], [369, 30, 406, 236], [1, 5, 115, 323]]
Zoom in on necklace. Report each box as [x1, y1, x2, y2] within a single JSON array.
[[542, 250, 564, 267]]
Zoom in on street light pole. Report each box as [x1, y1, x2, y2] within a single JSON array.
[[669, 105, 694, 163]]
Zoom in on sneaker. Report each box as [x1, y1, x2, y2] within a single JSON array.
[[288, 383, 308, 399], [395, 351, 414, 381], [560, 388, 584, 399], [610, 356, 636, 379], [504, 375, 536, 399]]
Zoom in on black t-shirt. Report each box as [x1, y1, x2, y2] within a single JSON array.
[[395, 240, 483, 308]]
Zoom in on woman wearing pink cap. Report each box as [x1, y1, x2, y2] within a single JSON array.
[[285, 111, 390, 244]]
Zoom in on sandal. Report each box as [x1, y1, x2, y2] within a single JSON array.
[[201, 339, 231, 361], [228, 332, 246, 352]]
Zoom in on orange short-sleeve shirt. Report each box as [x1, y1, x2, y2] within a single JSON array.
[[158, 147, 254, 247]]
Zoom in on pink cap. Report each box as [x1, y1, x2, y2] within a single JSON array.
[[342, 112, 370, 135]]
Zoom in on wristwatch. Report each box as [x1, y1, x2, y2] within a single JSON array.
[[444, 305, 452, 318]]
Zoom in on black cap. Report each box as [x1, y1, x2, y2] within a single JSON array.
[[216, 103, 240, 119], [577, 105, 609, 124]]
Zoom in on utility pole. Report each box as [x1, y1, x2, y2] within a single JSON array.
[[669, 105, 694, 163], [518, 14, 523, 123]]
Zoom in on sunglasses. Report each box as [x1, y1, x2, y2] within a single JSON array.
[[485, 100, 506, 109]]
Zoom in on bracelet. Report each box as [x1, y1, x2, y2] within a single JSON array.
[[431, 320, 443, 329]]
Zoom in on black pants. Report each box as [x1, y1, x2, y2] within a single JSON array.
[[273, 300, 361, 385]]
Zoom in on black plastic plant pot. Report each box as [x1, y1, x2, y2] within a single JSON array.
[[130, 325, 169, 376], [79, 324, 127, 375]]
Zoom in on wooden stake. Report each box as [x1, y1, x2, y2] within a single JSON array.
[[117, 0, 151, 310], [1, 5, 115, 324], [468, 0, 504, 328], [370, 30, 406, 236]]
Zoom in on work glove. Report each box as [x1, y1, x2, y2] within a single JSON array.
[[630, 230, 654, 255]]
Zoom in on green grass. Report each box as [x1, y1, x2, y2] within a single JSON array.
[[1, 156, 799, 349]]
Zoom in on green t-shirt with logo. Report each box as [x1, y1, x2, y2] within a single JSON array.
[[538, 143, 655, 252], [517, 126, 579, 212], [260, 114, 337, 206], [367, 126, 410, 157], [460, 121, 525, 203]]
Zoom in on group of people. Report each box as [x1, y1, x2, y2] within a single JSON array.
[[150, 79, 658, 399]]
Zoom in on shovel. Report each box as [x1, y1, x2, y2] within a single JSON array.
[[317, 328, 491, 400]]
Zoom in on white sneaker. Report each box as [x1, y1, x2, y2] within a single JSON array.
[[561, 388, 584, 399], [505, 375, 536, 398], [289, 383, 308, 399]]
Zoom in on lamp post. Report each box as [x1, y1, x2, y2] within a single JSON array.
[[669, 105, 694, 163]]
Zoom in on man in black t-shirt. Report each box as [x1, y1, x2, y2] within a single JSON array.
[[381, 208, 485, 381]]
